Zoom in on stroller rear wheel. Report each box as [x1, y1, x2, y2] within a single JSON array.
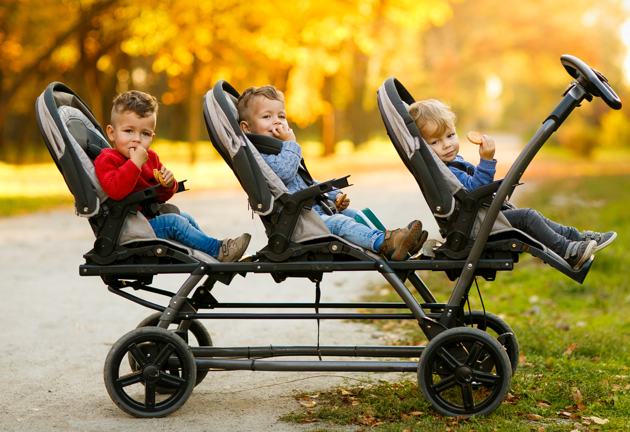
[[418, 327, 511, 417], [462, 311, 519, 376], [104, 327, 196, 418], [134, 312, 213, 392]]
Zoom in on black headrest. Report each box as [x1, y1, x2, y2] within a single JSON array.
[[246, 133, 282, 155]]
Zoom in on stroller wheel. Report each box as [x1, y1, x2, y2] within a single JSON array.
[[104, 327, 196, 418], [462, 311, 519, 376], [418, 327, 511, 417], [134, 312, 213, 393]]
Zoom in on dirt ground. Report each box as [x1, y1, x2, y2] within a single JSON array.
[[1, 167, 456, 431]]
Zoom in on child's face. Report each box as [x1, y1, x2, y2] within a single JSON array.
[[239, 96, 288, 137], [106, 110, 156, 159], [421, 121, 460, 163]]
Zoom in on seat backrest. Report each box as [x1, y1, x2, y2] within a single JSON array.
[[377, 78, 460, 236], [36, 82, 111, 217], [203, 80, 331, 245]]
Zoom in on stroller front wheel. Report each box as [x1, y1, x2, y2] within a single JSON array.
[[418, 327, 511, 417], [104, 327, 196, 418]]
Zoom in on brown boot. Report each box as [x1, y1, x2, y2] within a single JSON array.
[[216, 233, 252, 262], [378, 221, 425, 261]]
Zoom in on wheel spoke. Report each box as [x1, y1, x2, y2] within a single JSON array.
[[465, 342, 484, 367], [116, 372, 142, 388], [431, 374, 457, 393], [437, 347, 462, 371], [157, 372, 187, 389], [145, 382, 156, 409], [128, 343, 148, 368], [461, 383, 475, 411], [154, 343, 176, 368], [473, 371, 502, 385]]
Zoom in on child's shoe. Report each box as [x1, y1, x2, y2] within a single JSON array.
[[408, 230, 429, 257], [379, 220, 425, 261], [217, 233, 252, 262], [579, 230, 617, 252], [564, 240, 597, 270]]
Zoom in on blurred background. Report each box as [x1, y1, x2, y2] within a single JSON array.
[[2, 0, 630, 201]]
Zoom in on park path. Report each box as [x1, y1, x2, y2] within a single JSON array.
[[0, 137, 526, 431]]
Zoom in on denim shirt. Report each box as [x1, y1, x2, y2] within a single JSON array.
[[448, 154, 497, 191], [260, 140, 338, 215]]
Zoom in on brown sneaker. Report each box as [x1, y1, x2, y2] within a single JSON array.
[[216, 234, 252, 262], [378, 220, 425, 261], [408, 230, 429, 257]]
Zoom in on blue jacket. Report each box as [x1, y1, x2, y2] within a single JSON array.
[[260, 141, 338, 214], [448, 155, 497, 191]]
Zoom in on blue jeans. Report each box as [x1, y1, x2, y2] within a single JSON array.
[[148, 211, 220, 258], [502, 208, 580, 256], [319, 208, 384, 252]]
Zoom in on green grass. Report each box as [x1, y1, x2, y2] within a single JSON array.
[[0, 195, 74, 217], [281, 175, 630, 431]]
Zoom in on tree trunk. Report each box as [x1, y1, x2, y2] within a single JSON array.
[[348, 46, 369, 148], [321, 75, 336, 156], [189, 58, 200, 164]]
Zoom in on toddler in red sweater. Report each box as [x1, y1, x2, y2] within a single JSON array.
[[94, 90, 250, 262]]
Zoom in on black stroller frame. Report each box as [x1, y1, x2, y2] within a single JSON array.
[[36, 55, 621, 418]]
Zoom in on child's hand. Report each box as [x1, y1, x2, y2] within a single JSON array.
[[336, 194, 350, 211], [130, 146, 148, 169], [160, 166, 175, 189], [271, 124, 296, 142], [479, 135, 495, 161]]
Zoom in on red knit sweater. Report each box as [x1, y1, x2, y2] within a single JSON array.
[[94, 148, 177, 201]]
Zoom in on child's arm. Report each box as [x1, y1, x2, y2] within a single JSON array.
[[449, 157, 496, 191], [260, 141, 302, 184], [94, 150, 142, 201]]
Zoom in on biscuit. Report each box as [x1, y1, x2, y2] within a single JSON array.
[[467, 131, 483, 145], [335, 193, 347, 209], [153, 168, 169, 187]]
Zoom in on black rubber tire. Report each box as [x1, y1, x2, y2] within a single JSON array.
[[104, 327, 196, 418], [463, 311, 519, 376], [418, 327, 511, 417], [134, 312, 212, 392]]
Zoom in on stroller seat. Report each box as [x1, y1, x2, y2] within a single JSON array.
[[203, 80, 383, 266], [377, 77, 593, 283], [36, 82, 218, 284]]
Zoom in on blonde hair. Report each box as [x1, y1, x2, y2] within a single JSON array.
[[237, 85, 285, 123], [407, 99, 456, 137]]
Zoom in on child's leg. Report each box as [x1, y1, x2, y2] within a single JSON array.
[[502, 208, 573, 255], [535, 210, 581, 241], [149, 214, 220, 258], [321, 213, 383, 251], [179, 211, 203, 232]]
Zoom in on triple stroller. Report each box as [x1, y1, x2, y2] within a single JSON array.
[[35, 55, 621, 418]]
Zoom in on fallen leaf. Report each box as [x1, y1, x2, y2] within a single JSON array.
[[589, 355, 600, 362], [300, 418, 315, 423], [577, 402, 587, 411], [564, 343, 579, 355], [340, 388, 353, 395], [537, 428, 545, 432], [564, 405, 577, 412], [300, 401, 316, 408], [572, 387, 583, 402], [526, 414, 542, 421], [536, 400, 552, 408], [351, 400, 360, 406], [559, 411, 573, 418], [582, 420, 592, 425], [587, 416, 609, 425], [445, 428, 454, 432], [409, 411, 424, 415]]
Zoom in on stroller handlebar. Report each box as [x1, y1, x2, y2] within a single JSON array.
[[561, 54, 622, 110]]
